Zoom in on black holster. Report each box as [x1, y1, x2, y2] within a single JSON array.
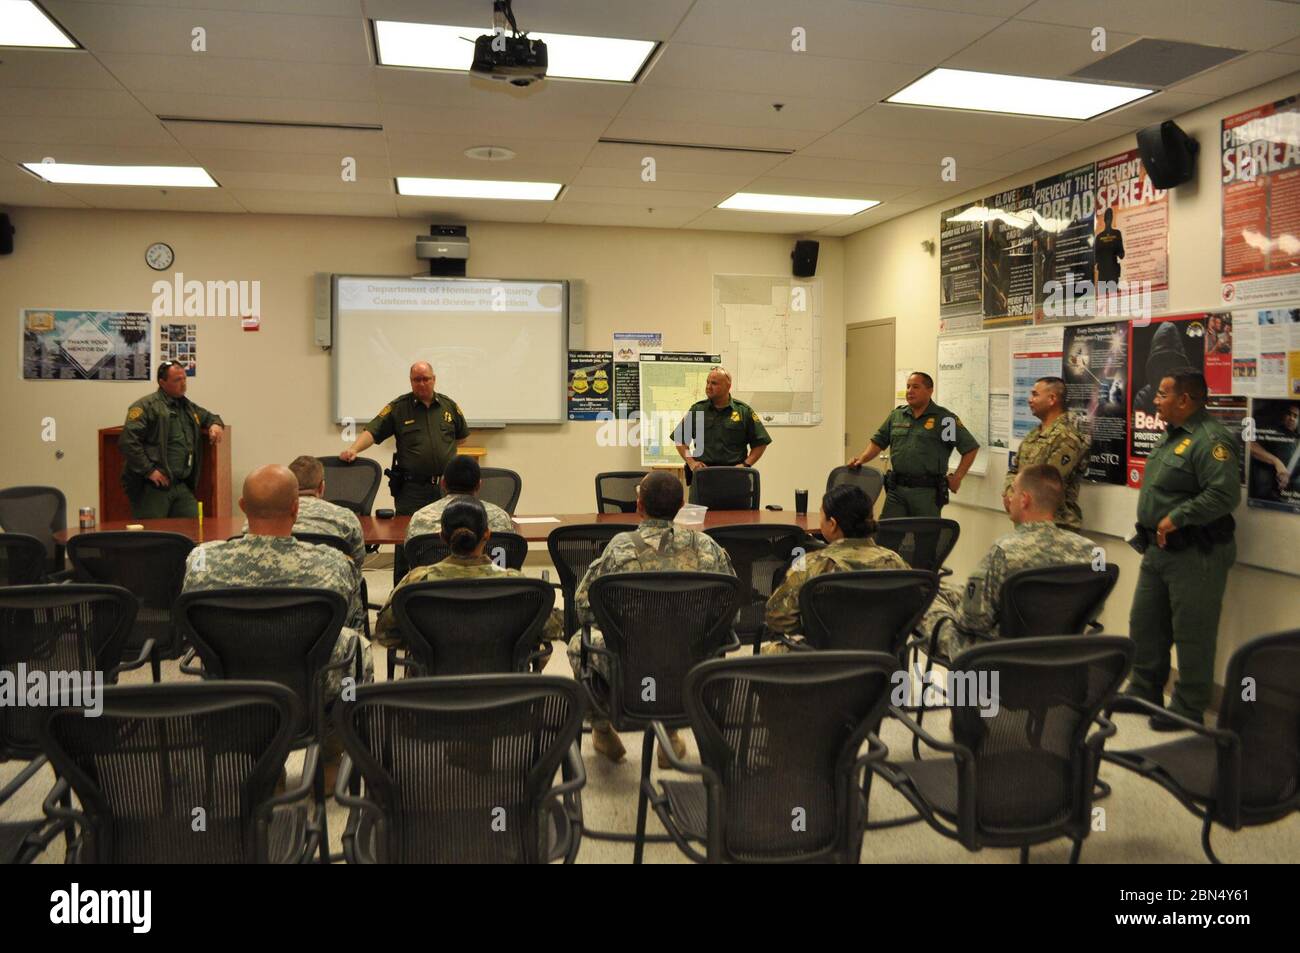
[[384, 456, 405, 496], [936, 482, 950, 508]]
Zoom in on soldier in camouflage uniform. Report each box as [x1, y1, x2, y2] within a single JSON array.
[[764, 484, 910, 650], [1004, 376, 1089, 530], [921, 465, 1099, 659], [240, 455, 365, 571], [568, 471, 735, 764], [405, 454, 514, 543]]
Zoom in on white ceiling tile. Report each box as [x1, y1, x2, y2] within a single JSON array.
[[770, 154, 956, 186], [388, 157, 580, 183], [379, 102, 610, 139], [559, 184, 724, 208], [681, 207, 837, 233], [375, 69, 634, 115], [1027, 121, 1137, 153], [583, 141, 787, 176], [1272, 37, 1300, 56], [164, 122, 387, 156], [95, 53, 378, 101], [619, 86, 867, 132], [839, 103, 1076, 146], [943, 21, 1142, 78], [887, 0, 1038, 14], [55, 0, 362, 14], [571, 164, 751, 192], [1014, 0, 1300, 52], [1, 115, 176, 147], [1167, 52, 1300, 96], [800, 131, 1015, 166], [137, 92, 383, 126], [228, 190, 399, 216], [0, 50, 125, 89], [57, 185, 249, 212], [545, 202, 701, 228], [385, 132, 594, 165], [393, 195, 553, 223], [209, 170, 392, 193], [739, 176, 916, 201], [186, 148, 389, 177], [0, 87, 159, 120], [1093, 90, 1221, 128], [0, 163, 91, 207], [0, 141, 198, 165]]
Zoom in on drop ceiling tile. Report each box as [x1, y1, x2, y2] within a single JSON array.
[[228, 190, 399, 216], [0, 88, 160, 121], [559, 184, 724, 208], [0, 163, 90, 207], [800, 131, 1014, 166], [58, 185, 249, 212], [95, 53, 378, 101], [601, 117, 821, 152], [57, 0, 361, 14], [380, 102, 609, 139], [375, 68, 634, 116], [619, 85, 867, 132], [393, 195, 553, 223], [207, 170, 392, 193], [770, 154, 957, 187], [0, 50, 125, 89], [1014, 0, 1300, 52], [544, 202, 701, 228], [1272, 37, 1300, 56], [386, 132, 595, 165], [740, 176, 914, 202], [943, 21, 1142, 78], [681, 207, 837, 233], [839, 104, 1075, 147], [0, 141, 198, 165], [388, 157, 580, 184], [363, 0, 692, 38], [571, 164, 752, 192], [583, 140, 787, 176], [1093, 90, 1220, 128], [182, 148, 388, 176], [164, 122, 386, 156], [137, 91, 383, 126], [1, 115, 176, 147], [1167, 51, 1300, 96]]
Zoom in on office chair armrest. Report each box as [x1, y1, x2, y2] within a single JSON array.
[[649, 721, 720, 788], [42, 777, 80, 824], [720, 628, 743, 654], [111, 638, 157, 679], [852, 732, 890, 774], [0, 755, 49, 806], [544, 741, 588, 862], [178, 644, 204, 677], [1085, 620, 1104, 633], [580, 625, 614, 659], [886, 705, 974, 762], [333, 754, 381, 819], [320, 634, 360, 677], [261, 743, 321, 812], [778, 633, 814, 651]]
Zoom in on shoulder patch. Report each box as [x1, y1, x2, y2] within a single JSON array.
[[127, 406, 143, 421], [751, 412, 760, 422], [1212, 443, 1231, 462], [379, 404, 391, 417]]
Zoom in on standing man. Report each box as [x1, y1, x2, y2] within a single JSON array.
[[339, 362, 469, 582], [1126, 372, 1240, 731], [848, 371, 979, 519], [1004, 376, 1089, 530], [671, 366, 771, 501], [120, 360, 224, 518]]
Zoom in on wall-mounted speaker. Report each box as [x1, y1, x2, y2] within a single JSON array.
[[792, 239, 819, 278], [1136, 120, 1199, 189], [0, 213, 13, 256]]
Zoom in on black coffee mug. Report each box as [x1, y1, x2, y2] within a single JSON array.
[[794, 489, 809, 515]]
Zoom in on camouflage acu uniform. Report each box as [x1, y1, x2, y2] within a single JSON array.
[[182, 534, 371, 696], [921, 520, 1098, 659], [373, 554, 563, 650], [242, 494, 365, 571], [764, 537, 910, 646], [567, 518, 735, 679], [405, 494, 514, 542], [1004, 413, 1090, 530]]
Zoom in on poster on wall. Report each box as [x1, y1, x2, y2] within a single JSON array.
[[1247, 398, 1300, 513], [981, 186, 1036, 327], [1033, 164, 1097, 323], [567, 350, 613, 421], [1010, 325, 1064, 442], [1063, 321, 1129, 485], [22, 309, 152, 381], [1204, 312, 1233, 394], [612, 331, 662, 419], [1093, 149, 1170, 317], [1206, 394, 1248, 485], [159, 323, 197, 377], [1220, 94, 1300, 306], [939, 201, 984, 333], [1231, 308, 1300, 397], [1127, 313, 1209, 487], [935, 335, 989, 475]]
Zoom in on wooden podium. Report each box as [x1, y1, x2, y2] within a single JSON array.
[[98, 426, 233, 521]]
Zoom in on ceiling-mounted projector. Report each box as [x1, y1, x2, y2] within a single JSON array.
[[471, 0, 547, 87]]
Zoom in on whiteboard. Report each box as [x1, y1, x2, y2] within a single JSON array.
[[332, 275, 567, 425]]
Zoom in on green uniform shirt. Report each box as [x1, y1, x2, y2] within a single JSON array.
[[672, 398, 772, 466], [364, 391, 469, 479], [163, 393, 197, 480], [1004, 413, 1089, 530], [871, 401, 979, 477], [119, 388, 222, 491], [1137, 408, 1241, 530]]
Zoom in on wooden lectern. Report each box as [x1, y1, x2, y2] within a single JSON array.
[[98, 426, 233, 521]]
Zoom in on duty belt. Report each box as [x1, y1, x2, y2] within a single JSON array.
[[887, 472, 944, 489], [1130, 514, 1236, 554]]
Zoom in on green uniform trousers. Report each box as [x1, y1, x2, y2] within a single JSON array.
[[392, 481, 441, 585], [880, 486, 943, 519], [1127, 540, 1235, 720], [131, 482, 198, 518]]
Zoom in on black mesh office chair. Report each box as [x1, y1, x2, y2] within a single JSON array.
[[0, 534, 47, 586], [294, 531, 372, 637], [875, 517, 960, 573], [595, 471, 647, 513], [334, 675, 586, 864], [644, 652, 895, 863], [67, 531, 194, 683], [0, 584, 145, 864], [0, 485, 69, 578], [546, 524, 627, 640], [874, 635, 1133, 863], [389, 578, 555, 676], [789, 570, 939, 659], [318, 456, 382, 516], [705, 524, 808, 653], [691, 467, 760, 510], [826, 466, 885, 508], [38, 681, 321, 864], [406, 531, 528, 571], [579, 571, 743, 862], [480, 468, 523, 515], [1103, 629, 1300, 863]]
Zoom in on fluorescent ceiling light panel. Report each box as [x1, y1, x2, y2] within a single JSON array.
[[719, 193, 879, 215], [374, 20, 655, 82], [22, 162, 217, 187], [887, 68, 1152, 120], [395, 177, 561, 200], [0, 1, 77, 47]]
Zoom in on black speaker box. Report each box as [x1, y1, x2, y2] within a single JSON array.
[[0, 213, 13, 255], [1136, 120, 1199, 189], [792, 239, 819, 278]]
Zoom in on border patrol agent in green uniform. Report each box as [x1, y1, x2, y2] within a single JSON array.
[[671, 366, 772, 502], [1126, 372, 1240, 730], [1003, 376, 1089, 530], [339, 362, 469, 581], [120, 360, 224, 518], [849, 371, 979, 519]]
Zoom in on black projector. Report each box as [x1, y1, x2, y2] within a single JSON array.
[[471, 33, 547, 87]]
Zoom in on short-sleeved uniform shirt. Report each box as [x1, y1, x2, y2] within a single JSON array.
[[672, 398, 772, 466], [1004, 413, 1090, 530], [364, 392, 469, 479], [870, 401, 979, 477], [1137, 409, 1241, 531]]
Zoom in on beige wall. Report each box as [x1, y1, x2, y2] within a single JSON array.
[[843, 72, 1300, 680], [1, 211, 845, 517]]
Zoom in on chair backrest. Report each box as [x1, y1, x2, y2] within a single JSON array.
[[479, 467, 522, 515], [594, 471, 647, 514], [692, 467, 760, 510], [686, 652, 896, 863], [874, 518, 960, 573], [1215, 629, 1300, 821], [546, 524, 628, 637], [67, 531, 194, 654], [0, 485, 67, 573], [173, 588, 347, 742], [948, 636, 1133, 841], [705, 524, 807, 636], [825, 466, 884, 507], [587, 572, 742, 725], [406, 532, 528, 572], [318, 456, 382, 515], [391, 578, 555, 676], [333, 675, 584, 863], [999, 564, 1119, 640], [0, 533, 48, 585], [292, 531, 353, 559], [0, 584, 137, 760], [39, 681, 300, 864], [799, 570, 939, 657]]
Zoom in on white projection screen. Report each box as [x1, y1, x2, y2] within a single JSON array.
[[332, 276, 568, 425]]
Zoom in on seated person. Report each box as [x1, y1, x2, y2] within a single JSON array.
[[375, 498, 561, 666], [405, 454, 514, 544], [764, 484, 909, 650], [920, 464, 1098, 659], [568, 470, 736, 765], [241, 454, 365, 572]]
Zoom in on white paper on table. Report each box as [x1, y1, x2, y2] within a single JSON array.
[[512, 517, 562, 524]]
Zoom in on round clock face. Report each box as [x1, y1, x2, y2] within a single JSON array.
[[145, 242, 174, 271]]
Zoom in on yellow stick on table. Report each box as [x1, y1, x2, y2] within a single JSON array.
[[197, 501, 204, 542]]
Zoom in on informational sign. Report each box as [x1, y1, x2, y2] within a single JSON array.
[[159, 324, 197, 377], [22, 309, 152, 381], [1127, 313, 1209, 487], [613, 331, 661, 419], [1231, 308, 1300, 397], [1204, 312, 1234, 394], [939, 201, 984, 333], [1010, 326, 1064, 442], [567, 350, 613, 421], [1063, 321, 1129, 485], [936, 335, 989, 475], [1033, 163, 1097, 323], [638, 352, 721, 467], [1093, 148, 1169, 316], [1248, 398, 1300, 513], [982, 186, 1035, 327], [1206, 394, 1248, 486]]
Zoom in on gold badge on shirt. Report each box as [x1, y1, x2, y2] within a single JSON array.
[[924, 418, 935, 430], [128, 407, 143, 421], [731, 410, 741, 422]]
